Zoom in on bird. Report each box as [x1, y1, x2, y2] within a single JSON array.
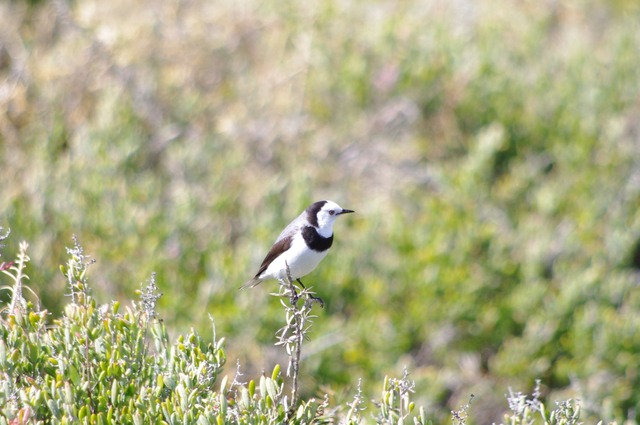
[[242, 200, 354, 304]]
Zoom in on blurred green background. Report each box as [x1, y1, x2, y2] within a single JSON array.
[[1, 0, 640, 422]]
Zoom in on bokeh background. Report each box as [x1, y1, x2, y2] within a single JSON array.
[[2, 0, 640, 422]]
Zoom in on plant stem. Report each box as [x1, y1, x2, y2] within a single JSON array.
[[275, 261, 320, 413]]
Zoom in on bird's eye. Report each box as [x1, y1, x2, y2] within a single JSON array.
[[329, 210, 335, 215]]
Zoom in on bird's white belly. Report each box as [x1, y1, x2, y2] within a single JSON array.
[[260, 233, 328, 281]]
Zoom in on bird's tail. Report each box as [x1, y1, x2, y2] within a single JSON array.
[[240, 277, 262, 290]]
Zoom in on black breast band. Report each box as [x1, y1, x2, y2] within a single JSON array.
[[302, 226, 333, 252]]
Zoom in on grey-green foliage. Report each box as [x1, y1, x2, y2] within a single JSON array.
[[0, 240, 227, 424], [500, 380, 581, 425]]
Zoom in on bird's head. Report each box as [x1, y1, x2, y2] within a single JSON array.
[[307, 200, 354, 236]]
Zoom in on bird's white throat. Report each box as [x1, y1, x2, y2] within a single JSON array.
[[315, 222, 335, 238]]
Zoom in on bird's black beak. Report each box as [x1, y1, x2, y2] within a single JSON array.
[[338, 209, 355, 215]]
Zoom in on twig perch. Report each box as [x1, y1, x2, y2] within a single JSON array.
[[273, 261, 321, 416]]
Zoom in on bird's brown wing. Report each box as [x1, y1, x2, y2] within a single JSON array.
[[255, 236, 293, 278], [241, 235, 293, 289]]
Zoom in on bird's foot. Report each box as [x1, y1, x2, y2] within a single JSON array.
[[293, 278, 323, 308], [308, 294, 324, 308]]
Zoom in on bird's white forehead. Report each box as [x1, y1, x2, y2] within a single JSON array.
[[321, 200, 342, 212]]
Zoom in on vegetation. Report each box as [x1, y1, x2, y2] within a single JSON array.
[[2, 238, 588, 424], [1, 0, 640, 423]]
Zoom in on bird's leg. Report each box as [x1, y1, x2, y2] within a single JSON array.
[[285, 283, 299, 304], [290, 288, 299, 305], [294, 278, 305, 290], [296, 279, 324, 308]]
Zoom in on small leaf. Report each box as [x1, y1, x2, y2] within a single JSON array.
[[164, 375, 176, 390], [69, 365, 80, 387], [248, 379, 255, 398], [111, 379, 118, 406], [47, 399, 60, 419], [241, 387, 250, 408], [259, 376, 266, 399], [220, 392, 228, 417], [0, 339, 5, 366], [271, 364, 281, 381], [78, 405, 88, 419], [266, 378, 277, 402]]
